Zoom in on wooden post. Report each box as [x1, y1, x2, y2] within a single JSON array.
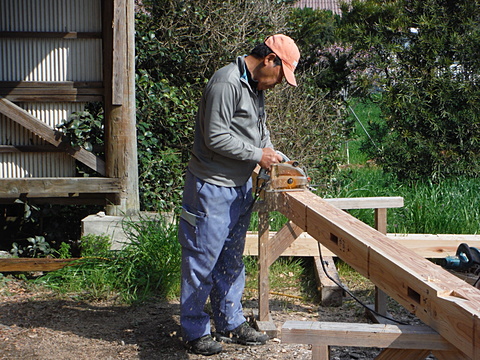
[[312, 345, 330, 360], [258, 207, 270, 321], [103, 0, 139, 215], [373, 208, 388, 319]]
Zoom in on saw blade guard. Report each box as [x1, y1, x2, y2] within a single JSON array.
[[267, 161, 309, 192]]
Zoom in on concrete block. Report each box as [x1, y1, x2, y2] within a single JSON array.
[[81, 212, 173, 250]]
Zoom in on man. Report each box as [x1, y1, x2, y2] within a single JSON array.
[[178, 34, 300, 356]]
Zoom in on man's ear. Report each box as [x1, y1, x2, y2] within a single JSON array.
[[263, 53, 277, 66]]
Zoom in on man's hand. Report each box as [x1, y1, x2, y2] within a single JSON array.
[[259, 148, 283, 170]]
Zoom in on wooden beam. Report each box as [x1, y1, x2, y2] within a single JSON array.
[[1, 94, 103, 102], [267, 221, 304, 267], [323, 196, 404, 209], [313, 253, 343, 307], [0, 81, 104, 102], [0, 98, 105, 175], [244, 231, 480, 259], [0, 196, 112, 205], [0, 178, 122, 196], [281, 321, 457, 351], [273, 190, 480, 358], [374, 349, 432, 360], [0, 258, 80, 272]]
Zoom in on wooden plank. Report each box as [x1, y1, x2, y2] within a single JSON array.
[[0, 98, 105, 175], [386, 233, 480, 257], [0, 178, 122, 196], [1, 94, 103, 102], [244, 231, 480, 258], [0, 196, 113, 205], [0, 258, 80, 272], [281, 321, 457, 351], [274, 190, 480, 358], [267, 221, 304, 267], [313, 254, 343, 307], [374, 348, 431, 360], [323, 196, 404, 209], [244, 231, 333, 257]]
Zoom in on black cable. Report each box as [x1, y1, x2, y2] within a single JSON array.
[[246, 172, 269, 215], [318, 249, 409, 325]]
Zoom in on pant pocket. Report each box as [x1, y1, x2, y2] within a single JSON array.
[[178, 207, 206, 252]]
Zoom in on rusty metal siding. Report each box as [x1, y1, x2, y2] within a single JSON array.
[[0, 0, 103, 179]]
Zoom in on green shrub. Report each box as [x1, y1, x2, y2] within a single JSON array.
[[339, 0, 480, 181]]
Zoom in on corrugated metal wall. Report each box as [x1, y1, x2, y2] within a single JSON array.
[[0, 39, 103, 82], [0, 0, 101, 32], [0, 0, 103, 178]]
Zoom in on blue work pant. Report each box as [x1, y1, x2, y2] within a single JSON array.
[[178, 170, 254, 342]]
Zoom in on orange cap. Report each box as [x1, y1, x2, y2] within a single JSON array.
[[264, 34, 300, 87]]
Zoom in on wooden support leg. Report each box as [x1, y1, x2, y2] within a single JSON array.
[[432, 350, 472, 360], [373, 208, 388, 319], [312, 345, 330, 360], [375, 348, 431, 360], [258, 209, 270, 322]]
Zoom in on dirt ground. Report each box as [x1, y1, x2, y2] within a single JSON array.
[[0, 274, 434, 360]]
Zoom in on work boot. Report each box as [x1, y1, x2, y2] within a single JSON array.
[[185, 334, 223, 355], [215, 321, 269, 345]]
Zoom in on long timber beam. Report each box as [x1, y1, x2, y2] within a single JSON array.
[[270, 190, 480, 359]]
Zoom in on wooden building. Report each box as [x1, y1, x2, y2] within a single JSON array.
[[0, 0, 139, 215]]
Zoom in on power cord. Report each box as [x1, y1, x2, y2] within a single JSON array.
[[318, 249, 409, 325]]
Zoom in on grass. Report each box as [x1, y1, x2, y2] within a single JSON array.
[[243, 256, 318, 302], [36, 214, 181, 303], [341, 99, 383, 165]]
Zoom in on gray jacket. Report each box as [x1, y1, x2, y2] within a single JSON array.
[[188, 56, 273, 187]]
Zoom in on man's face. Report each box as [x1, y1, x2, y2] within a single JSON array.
[[256, 55, 284, 91]]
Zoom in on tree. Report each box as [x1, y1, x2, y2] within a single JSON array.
[[339, 0, 480, 181]]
